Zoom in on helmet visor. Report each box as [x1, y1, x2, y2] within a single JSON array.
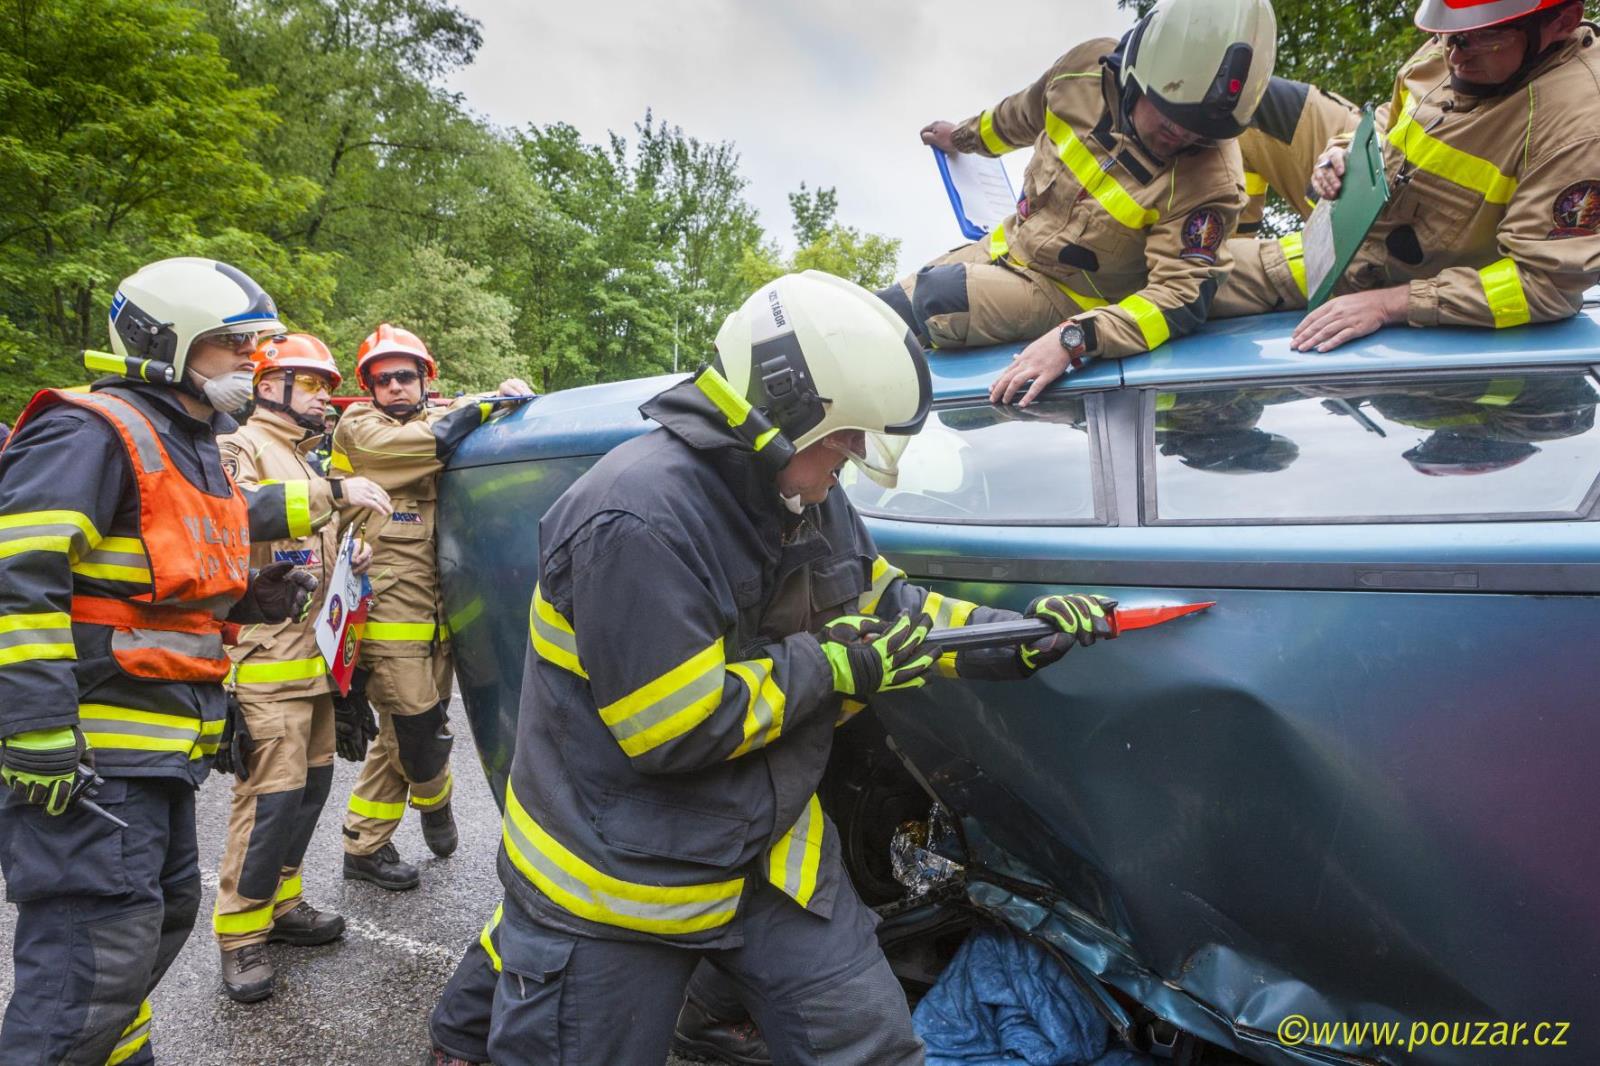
[[824, 431, 910, 488]]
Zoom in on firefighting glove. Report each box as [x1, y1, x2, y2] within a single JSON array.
[[821, 611, 939, 697], [212, 695, 254, 782], [1, 726, 88, 816], [248, 561, 319, 624], [1019, 594, 1118, 673], [334, 667, 378, 762], [819, 614, 887, 645]]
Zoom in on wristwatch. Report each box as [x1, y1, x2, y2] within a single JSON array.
[[1058, 320, 1088, 371]]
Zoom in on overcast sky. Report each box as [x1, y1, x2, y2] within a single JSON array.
[[445, 0, 1129, 277]]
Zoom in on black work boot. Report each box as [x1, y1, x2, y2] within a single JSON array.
[[671, 995, 772, 1065], [268, 900, 346, 946], [343, 842, 420, 891], [421, 803, 459, 858], [220, 942, 274, 1003]]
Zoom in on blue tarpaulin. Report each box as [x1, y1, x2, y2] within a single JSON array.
[[913, 926, 1150, 1066]]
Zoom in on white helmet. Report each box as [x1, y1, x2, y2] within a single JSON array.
[[108, 257, 284, 378], [712, 271, 932, 485], [1122, 0, 1278, 140]]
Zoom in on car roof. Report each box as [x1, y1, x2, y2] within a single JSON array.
[[927, 288, 1600, 400], [452, 291, 1600, 468]]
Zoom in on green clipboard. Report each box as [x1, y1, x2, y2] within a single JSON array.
[[1302, 106, 1389, 309]]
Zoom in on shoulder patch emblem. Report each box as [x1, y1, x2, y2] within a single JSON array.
[[1180, 209, 1226, 264], [222, 457, 239, 480], [1551, 181, 1600, 238]]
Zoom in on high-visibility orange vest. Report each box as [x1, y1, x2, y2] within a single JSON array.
[[12, 389, 251, 682]]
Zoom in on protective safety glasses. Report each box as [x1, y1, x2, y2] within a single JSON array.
[[1441, 27, 1521, 53], [290, 372, 333, 395], [371, 368, 421, 387], [199, 330, 261, 352]]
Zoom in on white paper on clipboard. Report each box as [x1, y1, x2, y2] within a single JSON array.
[[933, 148, 1019, 240]]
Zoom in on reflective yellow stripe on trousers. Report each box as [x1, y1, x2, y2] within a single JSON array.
[[501, 783, 744, 935], [106, 999, 152, 1065], [360, 621, 442, 642]]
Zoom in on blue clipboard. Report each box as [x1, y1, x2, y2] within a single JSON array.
[[933, 147, 1018, 241]]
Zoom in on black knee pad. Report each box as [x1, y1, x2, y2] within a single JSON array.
[[238, 789, 305, 900], [911, 264, 970, 331], [303, 763, 334, 808], [392, 701, 453, 783]]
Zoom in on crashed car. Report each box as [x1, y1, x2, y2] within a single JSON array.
[[437, 297, 1600, 1066]]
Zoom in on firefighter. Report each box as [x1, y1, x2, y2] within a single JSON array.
[[0, 257, 318, 1065], [433, 271, 1118, 1066], [1214, 0, 1600, 349], [1236, 78, 1360, 233], [333, 324, 532, 891], [210, 333, 395, 1002], [878, 0, 1277, 406]]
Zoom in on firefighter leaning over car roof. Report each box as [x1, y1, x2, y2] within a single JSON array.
[[209, 332, 396, 1004], [1214, 0, 1600, 351], [330, 323, 533, 892], [427, 271, 1119, 1066], [0, 257, 318, 1066], [876, 0, 1277, 407]]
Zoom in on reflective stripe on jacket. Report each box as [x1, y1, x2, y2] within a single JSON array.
[[500, 379, 1027, 946]]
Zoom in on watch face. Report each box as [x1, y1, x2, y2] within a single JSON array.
[[1060, 323, 1085, 351]]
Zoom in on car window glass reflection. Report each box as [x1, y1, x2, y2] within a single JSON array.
[[843, 398, 1097, 523], [1152, 372, 1600, 522]]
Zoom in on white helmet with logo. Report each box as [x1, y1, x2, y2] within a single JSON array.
[[1122, 0, 1278, 140], [108, 257, 284, 378], [712, 271, 932, 486]]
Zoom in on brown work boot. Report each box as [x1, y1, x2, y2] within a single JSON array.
[[220, 942, 274, 1003], [343, 842, 420, 891], [268, 901, 346, 946], [421, 803, 459, 858], [671, 995, 772, 1065]]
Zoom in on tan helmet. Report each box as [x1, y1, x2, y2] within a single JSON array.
[[713, 271, 932, 485], [1122, 0, 1279, 140]]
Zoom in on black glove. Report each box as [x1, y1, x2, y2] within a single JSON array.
[[212, 695, 253, 782], [1019, 594, 1118, 673], [334, 667, 379, 762], [238, 561, 319, 624]]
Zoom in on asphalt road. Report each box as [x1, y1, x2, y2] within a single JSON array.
[[0, 696, 698, 1066]]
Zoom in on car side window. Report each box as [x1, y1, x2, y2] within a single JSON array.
[[843, 397, 1102, 524], [1145, 371, 1600, 523]]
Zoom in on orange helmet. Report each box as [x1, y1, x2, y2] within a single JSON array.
[[1415, 0, 1571, 33], [251, 333, 341, 389], [356, 323, 437, 386]]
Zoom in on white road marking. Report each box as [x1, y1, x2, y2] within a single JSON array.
[[198, 869, 461, 964]]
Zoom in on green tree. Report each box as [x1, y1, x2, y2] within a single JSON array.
[[0, 0, 328, 416], [740, 185, 902, 292], [341, 244, 519, 392]]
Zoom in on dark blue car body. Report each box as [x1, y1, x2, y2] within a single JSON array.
[[438, 301, 1600, 1065]]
